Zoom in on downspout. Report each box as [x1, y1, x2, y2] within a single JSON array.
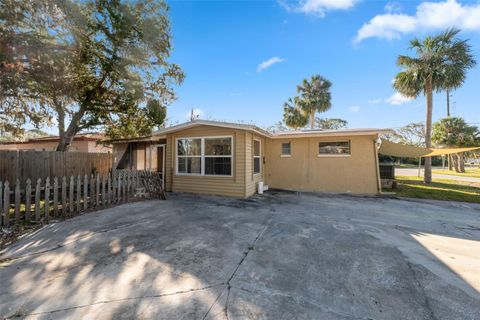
[[373, 137, 382, 194]]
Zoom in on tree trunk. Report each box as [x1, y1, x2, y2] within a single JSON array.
[[448, 154, 452, 171], [446, 89, 450, 117], [56, 106, 86, 152], [55, 101, 66, 142], [452, 154, 460, 173], [310, 112, 315, 129], [459, 153, 465, 173], [424, 76, 433, 184]]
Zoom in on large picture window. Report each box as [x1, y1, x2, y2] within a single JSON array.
[[253, 140, 261, 174], [205, 138, 232, 175], [177, 137, 232, 176], [318, 141, 350, 156], [177, 138, 201, 174]]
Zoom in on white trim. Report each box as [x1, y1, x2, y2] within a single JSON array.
[[272, 129, 391, 139], [153, 120, 271, 138], [175, 135, 234, 177], [280, 155, 291, 158], [155, 144, 166, 189], [253, 138, 261, 175]]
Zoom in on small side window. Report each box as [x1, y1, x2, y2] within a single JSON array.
[[281, 142, 291, 156], [253, 140, 261, 174]]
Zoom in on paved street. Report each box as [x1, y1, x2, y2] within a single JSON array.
[[396, 167, 480, 183]]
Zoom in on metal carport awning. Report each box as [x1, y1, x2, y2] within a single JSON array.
[[378, 140, 480, 157]]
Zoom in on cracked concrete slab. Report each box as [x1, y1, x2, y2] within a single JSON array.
[[0, 191, 480, 319]]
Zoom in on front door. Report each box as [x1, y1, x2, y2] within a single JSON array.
[[157, 145, 165, 189]]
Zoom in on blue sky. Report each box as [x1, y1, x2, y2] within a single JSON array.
[[165, 0, 480, 130]]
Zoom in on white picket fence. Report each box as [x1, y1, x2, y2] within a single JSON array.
[[0, 170, 164, 228]]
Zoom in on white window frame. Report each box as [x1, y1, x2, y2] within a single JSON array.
[[175, 136, 234, 177], [253, 139, 261, 175], [280, 142, 291, 157], [317, 140, 351, 157]]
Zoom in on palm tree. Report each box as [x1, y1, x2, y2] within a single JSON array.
[[297, 75, 332, 129], [283, 97, 308, 130], [393, 28, 476, 184]]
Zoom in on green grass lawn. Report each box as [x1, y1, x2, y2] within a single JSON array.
[[385, 175, 480, 203], [432, 168, 480, 178]]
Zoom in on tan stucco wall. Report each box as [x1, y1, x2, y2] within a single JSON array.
[[165, 125, 247, 198], [264, 135, 380, 194]]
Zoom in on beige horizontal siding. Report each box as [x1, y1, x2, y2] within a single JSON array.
[[166, 125, 247, 198]]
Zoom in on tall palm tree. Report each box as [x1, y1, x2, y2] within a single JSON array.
[[283, 97, 308, 130], [297, 75, 332, 129], [393, 28, 475, 184]]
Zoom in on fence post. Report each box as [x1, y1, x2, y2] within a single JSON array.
[[83, 174, 88, 211], [124, 171, 128, 201], [62, 177, 67, 217], [35, 178, 41, 222], [0, 181, 3, 226], [96, 174, 100, 207], [76, 175, 81, 213], [69, 176, 74, 215], [101, 174, 106, 207], [15, 180, 21, 224], [90, 174, 95, 208], [108, 173, 113, 204], [112, 172, 117, 203], [3, 181, 10, 227], [117, 174, 122, 203], [53, 177, 59, 218], [44, 177, 50, 223]]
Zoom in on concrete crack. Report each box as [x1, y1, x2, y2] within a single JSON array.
[[202, 216, 272, 320], [5, 283, 224, 319]]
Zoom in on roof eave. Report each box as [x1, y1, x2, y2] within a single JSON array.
[[271, 129, 393, 139]]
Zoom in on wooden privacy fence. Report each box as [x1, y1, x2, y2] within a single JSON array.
[[0, 150, 112, 183], [0, 170, 165, 228]]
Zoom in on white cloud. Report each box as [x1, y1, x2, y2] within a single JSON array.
[[368, 98, 382, 104], [257, 57, 286, 72], [384, 2, 402, 13], [349, 105, 360, 112], [185, 108, 203, 121], [386, 92, 413, 105], [355, 0, 480, 42], [280, 0, 359, 17]]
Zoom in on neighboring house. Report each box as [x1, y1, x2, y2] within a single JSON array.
[[111, 120, 392, 198], [0, 133, 112, 153]]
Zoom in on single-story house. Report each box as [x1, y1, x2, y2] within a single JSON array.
[[0, 133, 112, 153], [110, 120, 392, 198]]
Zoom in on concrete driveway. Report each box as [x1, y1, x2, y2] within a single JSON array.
[[0, 191, 479, 319]]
